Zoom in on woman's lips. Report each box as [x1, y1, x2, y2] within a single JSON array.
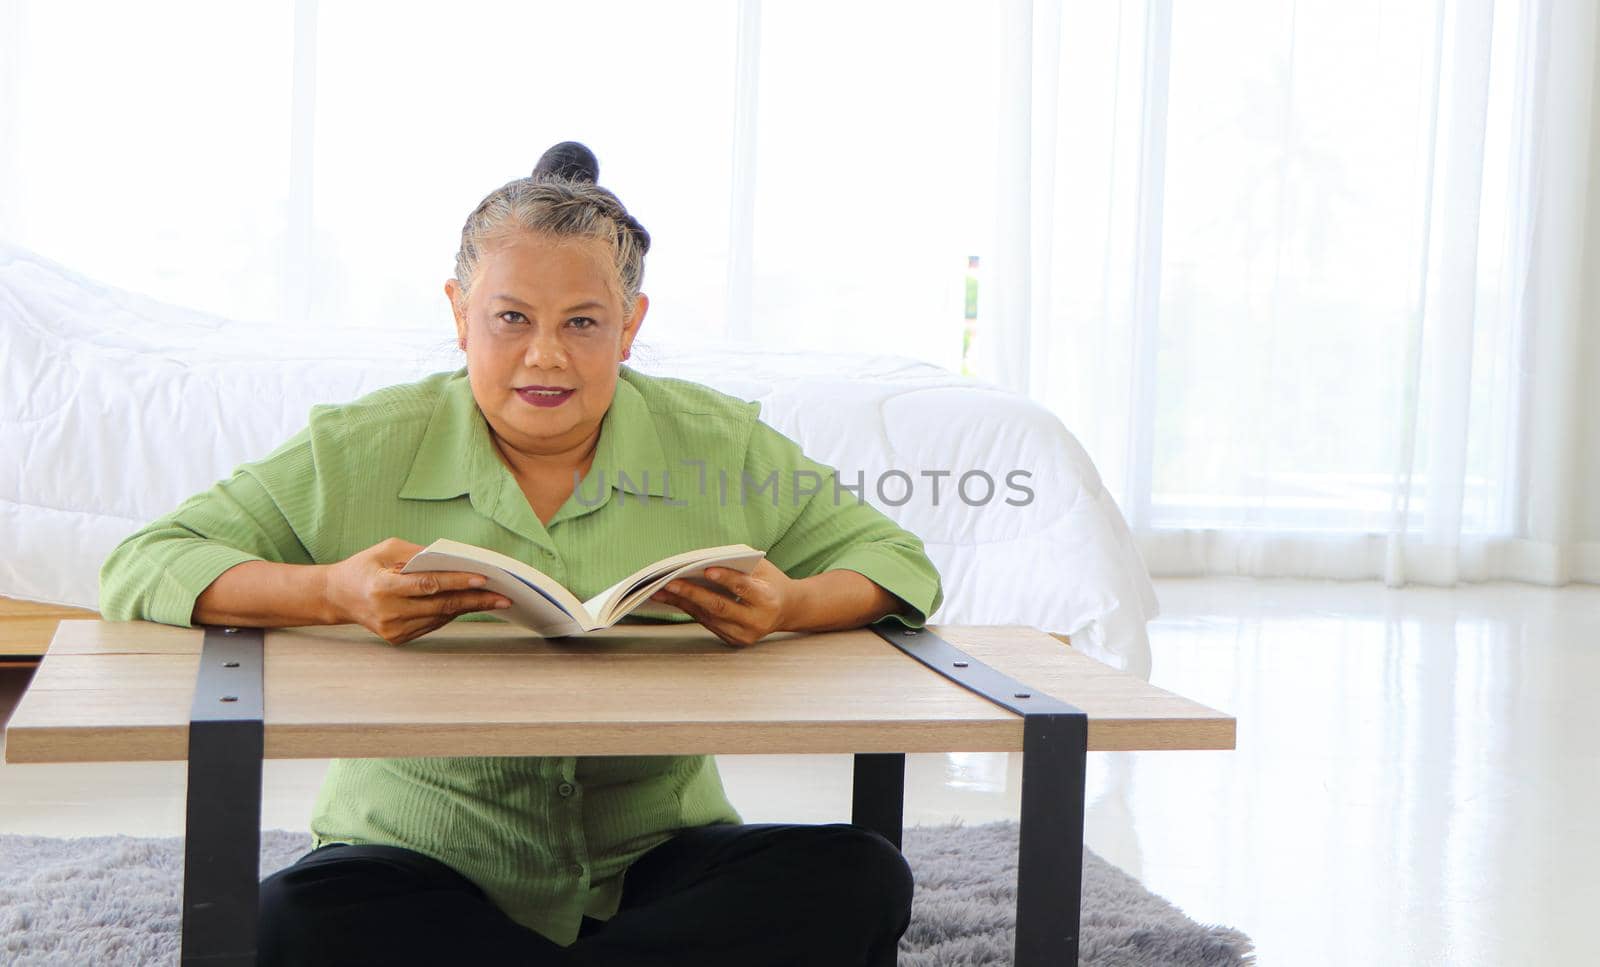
[[515, 386, 575, 408]]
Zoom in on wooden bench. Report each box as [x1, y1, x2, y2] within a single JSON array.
[[4, 619, 1234, 966], [0, 597, 98, 666]]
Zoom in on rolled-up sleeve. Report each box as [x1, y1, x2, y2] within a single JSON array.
[[98, 418, 339, 628], [749, 422, 943, 628]]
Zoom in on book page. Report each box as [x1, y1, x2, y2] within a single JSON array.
[[403, 540, 591, 636], [586, 545, 766, 626], [581, 544, 759, 620]]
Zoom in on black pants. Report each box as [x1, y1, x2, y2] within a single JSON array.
[[258, 822, 912, 966]]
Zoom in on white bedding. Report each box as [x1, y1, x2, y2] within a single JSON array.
[[0, 243, 1157, 674]]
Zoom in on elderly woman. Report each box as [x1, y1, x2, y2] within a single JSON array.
[[97, 142, 942, 967]]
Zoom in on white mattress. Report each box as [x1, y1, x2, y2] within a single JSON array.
[[0, 243, 1157, 674]]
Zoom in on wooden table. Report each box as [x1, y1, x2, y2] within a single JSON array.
[[4, 619, 1234, 966]]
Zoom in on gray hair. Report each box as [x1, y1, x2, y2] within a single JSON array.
[[452, 175, 648, 314]]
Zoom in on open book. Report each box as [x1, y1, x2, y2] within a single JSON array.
[[402, 538, 766, 637]]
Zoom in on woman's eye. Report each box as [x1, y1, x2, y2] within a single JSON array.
[[568, 317, 597, 330], [498, 311, 527, 325]]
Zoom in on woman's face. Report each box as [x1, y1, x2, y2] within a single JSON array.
[[446, 231, 646, 462]]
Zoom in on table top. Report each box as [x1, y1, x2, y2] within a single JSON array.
[[4, 620, 1234, 763]]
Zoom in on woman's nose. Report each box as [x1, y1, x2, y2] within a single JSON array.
[[523, 328, 568, 369]]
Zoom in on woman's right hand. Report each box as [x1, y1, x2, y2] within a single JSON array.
[[324, 538, 511, 645]]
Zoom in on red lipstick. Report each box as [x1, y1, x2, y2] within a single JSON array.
[[515, 385, 575, 408]]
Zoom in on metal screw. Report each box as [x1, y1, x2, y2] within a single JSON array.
[[223, 627, 239, 635], [222, 661, 240, 668], [953, 661, 969, 668], [220, 696, 238, 703], [1014, 692, 1031, 699]]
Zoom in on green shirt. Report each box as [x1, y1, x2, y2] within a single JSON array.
[[98, 365, 943, 945]]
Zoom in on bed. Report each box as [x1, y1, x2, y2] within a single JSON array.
[[0, 242, 1157, 675]]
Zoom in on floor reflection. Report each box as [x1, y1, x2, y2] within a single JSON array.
[[1113, 579, 1600, 967], [942, 751, 1008, 792]]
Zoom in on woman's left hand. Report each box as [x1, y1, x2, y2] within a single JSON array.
[[650, 559, 802, 648]]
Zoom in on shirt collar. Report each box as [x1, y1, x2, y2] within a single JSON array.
[[398, 367, 669, 504], [397, 369, 485, 501]]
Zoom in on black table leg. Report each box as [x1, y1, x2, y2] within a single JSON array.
[[851, 752, 906, 967], [851, 752, 906, 850], [867, 623, 1089, 966], [182, 626, 265, 966], [1014, 711, 1088, 964]]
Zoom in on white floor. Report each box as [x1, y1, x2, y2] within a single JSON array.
[[3, 577, 1598, 966]]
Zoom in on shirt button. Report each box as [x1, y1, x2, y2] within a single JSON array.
[[570, 863, 585, 877], [557, 782, 575, 798]]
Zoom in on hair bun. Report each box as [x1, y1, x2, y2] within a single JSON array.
[[533, 141, 599, 183]]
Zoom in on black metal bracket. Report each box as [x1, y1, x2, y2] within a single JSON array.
[[855, 622, 1088, 967], [182, 626, 265, 966]]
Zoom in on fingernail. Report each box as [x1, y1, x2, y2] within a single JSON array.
[[668, 582, 683, 594], [495, 599, 511, 608], [469, 577, 487, 588]]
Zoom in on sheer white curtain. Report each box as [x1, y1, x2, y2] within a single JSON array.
[[3, 0, 1597, 586], [985, 0, 1600, 586]]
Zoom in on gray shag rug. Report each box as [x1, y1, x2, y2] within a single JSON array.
[[0, 823, 1252, 966]]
